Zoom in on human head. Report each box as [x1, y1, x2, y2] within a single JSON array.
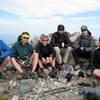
[[81, 25, 88, 32], [21, 32, 30, 44], [40, 34, 49, 46], [81, 25, 91, 36], [57, 24, 65, 34]]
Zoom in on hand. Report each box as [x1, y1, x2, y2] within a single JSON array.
[[62, 42, 64, 48], [80, 47, 84, 50], [42, 58, 47, 64]]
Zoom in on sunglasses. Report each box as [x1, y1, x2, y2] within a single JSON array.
[[42, 40, 48, 41], [58, 29, 64, 31], [23, 37, 29, 39]]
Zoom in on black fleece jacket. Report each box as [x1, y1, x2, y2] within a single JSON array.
[[36, 42, 56, 59], [94, 48, 100, 69], [50, 32, 70, 48]]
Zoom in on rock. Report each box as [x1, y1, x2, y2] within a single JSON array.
[[19, 79, 33, 94], [0, 84, 4, 96], [11, 95, 18, 100]]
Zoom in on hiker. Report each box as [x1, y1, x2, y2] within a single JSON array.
[[50, 24, 71, 65], [72, 25, 95, 69], [11, 32, 38, 75], [36, 34, 56, 77], [93, 38, 100, 78], [0, 40, 11, 77]]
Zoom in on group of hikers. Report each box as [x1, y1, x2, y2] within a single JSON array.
[[0, 24, 100, 79]]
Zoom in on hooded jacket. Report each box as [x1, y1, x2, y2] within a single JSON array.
[[11, 35, 34, 60], [0, 40, 12, 61], [50, 32, 71, 48], [94, 48, 100, 69], [72, 34, 95, 51]]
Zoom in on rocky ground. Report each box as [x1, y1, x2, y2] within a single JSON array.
[[0, 67, 99, 100]]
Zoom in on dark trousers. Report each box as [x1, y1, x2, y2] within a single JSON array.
[[72, 48, 94, 69]]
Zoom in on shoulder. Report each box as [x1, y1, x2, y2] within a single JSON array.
[[0, 40, 5, 45], [52, 32, 57, 37]]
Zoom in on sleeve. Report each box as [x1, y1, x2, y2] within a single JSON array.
[[72, 36, 80, 49], [11, 44, 18, 58], [0, 41, 12, 60], [50, 34, 62, 48], [49, 44, 56, 58], [93, 50, 100, 68], [36, 43, 43, 59], [29, 44, 34, 54], [85, 37, 95, 52], [89, 37, 95, 51], [64, 33, 71, 48]]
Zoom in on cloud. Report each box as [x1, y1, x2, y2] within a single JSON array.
[[0, 0, 100, 18], [68, 17, 95, 21]]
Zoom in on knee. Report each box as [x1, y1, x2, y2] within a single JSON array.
[[93, 69, 100, 77], [67, 47, 72, 51], [54, 47, 60, 53], [5, 56, 11, 62]]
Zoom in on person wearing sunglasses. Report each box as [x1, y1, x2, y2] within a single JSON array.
[[93, 38, 100, 78], [50, 24, 71, 66], [0, 40, 11, 78], [36, 34, 56, 78], [11, 32, 38, 77]]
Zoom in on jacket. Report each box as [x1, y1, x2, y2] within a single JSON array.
[[36, 42, 56, 59], [50, 32, 71, 48], [94, 48, 100, 69], [11, 35, 34, 60], [0, 40, 12, 61], [72, 34, 95, 51]]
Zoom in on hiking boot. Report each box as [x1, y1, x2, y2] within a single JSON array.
[[21, 72, 28, 79], [74, 65, 80, 70], [30, 72, 38, 80], [38, 68, 47, 78], [49, 67, 58, 78]]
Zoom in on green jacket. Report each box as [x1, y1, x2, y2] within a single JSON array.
[[11, 35, 34, 60]]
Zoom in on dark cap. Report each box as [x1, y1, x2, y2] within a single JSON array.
[[57, 24, 65, 31], [81, 25, 88, 32]]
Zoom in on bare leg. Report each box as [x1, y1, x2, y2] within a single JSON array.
[[0, 56, 10, 71], [93, 69, 100, 78], [11, 57, 23, 73], [31, 52, 38, 73], [38, 59, 44, 68]]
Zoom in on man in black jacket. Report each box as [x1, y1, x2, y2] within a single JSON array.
[[50, 24, 71, 65], [93, 38, 100, 78], [72, 25, 95, 69]]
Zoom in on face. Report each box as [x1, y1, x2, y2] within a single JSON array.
[[21, 37, 29, 44], [82, 31, 88, 36], [58, 29, 64, 34], [41, 39, 48, 46]]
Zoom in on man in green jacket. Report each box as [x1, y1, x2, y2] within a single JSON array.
[[11, 32, 38, 75]]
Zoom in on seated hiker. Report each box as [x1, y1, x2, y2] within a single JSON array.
[[0, 40, 11, 73], [11, 32, 38, 75], [50, 24, 71, 66], [72, 25, 95, 69], [36, 34, 56, 77], [93, 38, 100, 78]]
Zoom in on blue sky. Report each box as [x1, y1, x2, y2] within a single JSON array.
[[0, 0, 100, 44]]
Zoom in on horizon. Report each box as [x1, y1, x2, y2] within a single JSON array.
[[0, 0, 100, 44]]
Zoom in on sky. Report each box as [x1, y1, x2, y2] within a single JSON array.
[[0, 0, 100, 44]]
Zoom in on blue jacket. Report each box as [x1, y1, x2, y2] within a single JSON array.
[[0, 40, 12, 60]]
